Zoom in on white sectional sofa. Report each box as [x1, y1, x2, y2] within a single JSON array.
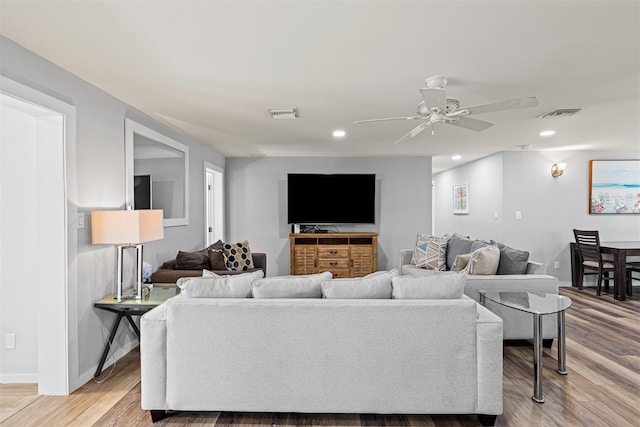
[[140, 271, 504, 425], [400, 248, 560, 342]]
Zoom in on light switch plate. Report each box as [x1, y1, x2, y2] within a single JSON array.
[[515, 211, 522, 220]]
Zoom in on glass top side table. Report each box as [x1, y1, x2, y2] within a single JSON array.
[[478, 290, 572, 404], [94, 284, 179, 378]]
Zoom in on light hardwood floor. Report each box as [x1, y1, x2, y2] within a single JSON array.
[[1, 287, 638, 426]]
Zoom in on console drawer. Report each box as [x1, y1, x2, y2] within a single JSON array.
[[318, 258, 350, 269], [318, 247, 349, 258]]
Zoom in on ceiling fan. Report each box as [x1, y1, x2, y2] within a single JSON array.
[[353, 75, 539, 144]]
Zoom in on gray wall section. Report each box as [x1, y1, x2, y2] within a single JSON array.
[[434, 150, 640, 285], [225, 157, 432, 276], [0, 36, 225, 385]]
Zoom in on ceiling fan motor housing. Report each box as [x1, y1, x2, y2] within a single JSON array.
[[425, 75, 449, 89]]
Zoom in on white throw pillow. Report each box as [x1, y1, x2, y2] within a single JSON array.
[[468, 245, 500, 275], [391, 272, 467, 299], [321, 269, 398, 299], [177, 270, 263, 298], [252, 272, 332, 298], [202, 269, 219, 277]]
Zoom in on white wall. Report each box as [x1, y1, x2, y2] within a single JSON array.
[[0, 36, 226, 390], [0, 100, 39, 381], [434, 150, 640, 284], [226, 157, 432, 276]]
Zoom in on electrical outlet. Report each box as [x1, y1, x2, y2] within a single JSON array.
[[77, 213, 85, 229], [515, 211, 522, 220], [5, 333, 16, 349], [554, 261, 560, 270]]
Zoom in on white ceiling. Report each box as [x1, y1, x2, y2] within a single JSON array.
[[1, 1, 638, 172]]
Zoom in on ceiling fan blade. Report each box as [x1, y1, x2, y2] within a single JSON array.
[[394, 122, 431, 144], [353, 116, 422, 124], [463, 96, 539, 115], [448, 116, 493, 131], [420, 88, 447, 111]]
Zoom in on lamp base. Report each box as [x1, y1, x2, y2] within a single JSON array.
[[115, 244, 144, 301]]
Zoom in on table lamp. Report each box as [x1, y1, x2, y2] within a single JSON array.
[[91, 209, 164, 301]]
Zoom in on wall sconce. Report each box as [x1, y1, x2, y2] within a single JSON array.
[[551, 163, 566, 178]]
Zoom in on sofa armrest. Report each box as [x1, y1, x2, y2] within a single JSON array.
[[475, 303, 503, 415], [400, 249, 413, 269], [141, 303, 169, 410], [526, 261, 546, 274], [252, 252, 267, 276]]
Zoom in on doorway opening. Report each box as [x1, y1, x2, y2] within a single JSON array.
[[204, 162, 224, 246], [0, 76, 77, 395]]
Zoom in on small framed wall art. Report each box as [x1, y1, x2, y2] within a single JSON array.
[[589, 159, 640, 214], [453, 183, 469, 214]]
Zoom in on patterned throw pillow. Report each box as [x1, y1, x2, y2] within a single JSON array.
[[413, 234, 449, 271], [222, 240, 255, 271]]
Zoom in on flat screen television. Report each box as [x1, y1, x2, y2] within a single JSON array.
[[287, 173, 375, 224], [134, 175, 152, 209]]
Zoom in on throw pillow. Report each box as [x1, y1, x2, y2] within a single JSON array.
[[391, 272, 467, 299], [445, 233, 474, 270], [252, 272, 332, 298], [452, 253, 472, 272], [490, 240, 530, 275], [202, 269, 219, 277], [468, 245, 500, 275], [207, 240, 227, 270], [413, 235, 449, 271], [321, 269, 398, 299], [177, 270, 264, 298], [175, 250, 211, 270], [222, 240, 255, 271]]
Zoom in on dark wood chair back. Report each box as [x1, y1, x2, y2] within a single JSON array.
[[573, 229, 603, 264]]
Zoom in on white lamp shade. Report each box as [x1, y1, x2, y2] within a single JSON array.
[[91, 209, 164, 245]]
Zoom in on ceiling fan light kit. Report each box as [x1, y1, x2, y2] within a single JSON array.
[[354, 75, 539, 144]]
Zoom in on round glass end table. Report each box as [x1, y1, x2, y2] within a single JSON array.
[[478, 290, 572, 403]]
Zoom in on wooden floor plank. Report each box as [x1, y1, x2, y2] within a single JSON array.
[[1, 286, 638, 426]]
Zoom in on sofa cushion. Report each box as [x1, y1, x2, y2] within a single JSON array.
[[445, 233, 474, 270], [175, 250, 211, 270], [252, 272, 332, 298], [490, 240, 530, 275], [413, 235, 449, 271], [468, 245, 500, 275], [321, 269, 398, 299], [222, 240, 255, 271], [391, 272, 467, 299], [176, 270, 263, 298]]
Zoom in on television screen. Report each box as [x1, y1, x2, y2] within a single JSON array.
[[134, 175, 152, 209], [287, 173, 375, 224]]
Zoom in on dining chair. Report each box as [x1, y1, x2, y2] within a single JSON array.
[[573, 229, 615, 296], [627, 261, 639, 297]]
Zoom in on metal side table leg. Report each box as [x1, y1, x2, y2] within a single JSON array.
[[532, 313, 544, 403], [557, 310, 568, 375], [94, 311, 125, 378]]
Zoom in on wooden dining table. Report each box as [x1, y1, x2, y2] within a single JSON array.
[[600, 241, 640, 301]]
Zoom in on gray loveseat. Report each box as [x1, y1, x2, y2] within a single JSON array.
[[400, 234, 559, 341], [141, 271, 504, 425]]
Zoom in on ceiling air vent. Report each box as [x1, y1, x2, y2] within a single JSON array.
[[268, 108, 298, 119], [538, 108, 582, 118]]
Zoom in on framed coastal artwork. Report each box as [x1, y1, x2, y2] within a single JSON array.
[[453, 183, 469, 214], [589, 160, 640, 214]]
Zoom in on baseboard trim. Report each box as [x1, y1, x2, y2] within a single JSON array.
[[0, 373, 38, 383]]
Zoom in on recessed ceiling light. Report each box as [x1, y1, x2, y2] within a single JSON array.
[[540, 130, 556, 137], [452, 155, 462, 160], [332, 130, 346, 138]]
